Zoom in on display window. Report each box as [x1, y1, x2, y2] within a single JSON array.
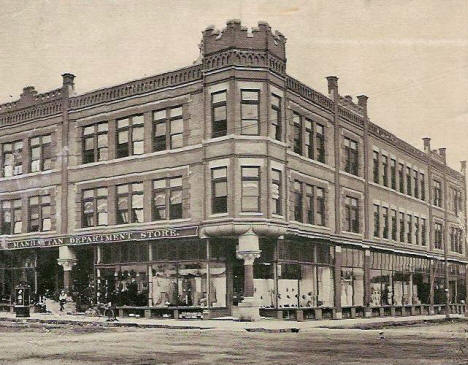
[[0, 250, 37, 301], [340, 247, 364, 307]]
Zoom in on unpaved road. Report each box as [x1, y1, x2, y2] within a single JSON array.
[[0, 321, 467, 364]]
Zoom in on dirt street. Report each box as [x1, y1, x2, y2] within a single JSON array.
[[0, 321, 467, 365]]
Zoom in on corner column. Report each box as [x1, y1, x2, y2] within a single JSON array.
[[57, 246, 77, 292], [236, 230, 261, 321]]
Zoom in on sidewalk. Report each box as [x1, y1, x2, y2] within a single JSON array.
[[0, 311, 466, 332]]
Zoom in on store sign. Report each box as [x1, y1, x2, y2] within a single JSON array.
[[5, 226, 199, 250]]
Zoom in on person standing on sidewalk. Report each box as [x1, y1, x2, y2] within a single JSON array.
[[59, 290, 67, 312]]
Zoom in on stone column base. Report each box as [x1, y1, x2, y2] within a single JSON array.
[[333, 311, 342, 320], [237, 297, 261, 321], [364, 308, 372, 318]]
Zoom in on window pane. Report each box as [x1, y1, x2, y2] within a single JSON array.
[[212, 167, 226, 179], [84, 137, 94, 150], [170, 177, 182, 187], [214, 105, 226, 121], [153, 110, 166, 121], [170, 190, 182, 204], [84, 126, 94, 135], [132, 114, 144, 125], [242, 167, 259, 178], [242, 90, 259, 101], [212, 91, 226, 103], [155, 122, 166, 136], [215, 181, 227, 197], [153, 179, 166, 189], [133, 141, 144, 155], [133, 126, 144, 140], [132, 194, 144, 208], [242, 104, 258, 119], [98, 123, 108, 132], [242, 197, 258, 211], [42, 135, 51, 144], [171, 119, 183, 134], [170, 107, 182, 118], [118, 131, 129, 144], [97, 134, 107, 148], [117, 118, 129, 128]]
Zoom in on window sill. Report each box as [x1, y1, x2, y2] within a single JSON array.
[[0, 169, 58, 181], [209, 213, 229, 218], [239, 212, 263, 216], [339, 170, 365, 182]]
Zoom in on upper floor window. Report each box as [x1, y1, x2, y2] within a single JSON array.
[[406, 167, 412, 196], [29, 195, 51, 232], [373, 151, 379, 183], [294, 180, 303, 222], [30, 135, 52, 172], [153, 177, 183, 221], [451, 188, 463, 215], [82, 187, 108, 227], [211, 167, 227, 214], [399, 212, 405, 242], [390, 159, 396, 190], [344, 137, 358, 176], [433, 180, 442, 207], [421, 218, 427, 246], [391, 209, 397, 241], [305, 119, 325, 163], [398, 163, 404, 193], [434, 222, 443, 249], [211, 91, 227, 138], [116, 115, 144, 158], [382, 207, 389, 239], [420, 173, 425, 201], [2, 141, 23, 177], [83, 122, 108, 164], [271, 169, 282, 215], [414, 216, 419, 245], [413, 170, 419, 198], [344, 196, 359, 233], [153, 106, 183, 151], [270, 94, 281, 141], [373, 204, 380, 237], [382, 155, 388, 187], [304, 184, 325, 226], [241, 90, 259, 135], [293, 113, 302, 155], [241, 167, 260, 212], [450, 227, 463, 254], [406, 214, 412, 243], [0, 199, 22, 234], [117, 183, 144, 224]]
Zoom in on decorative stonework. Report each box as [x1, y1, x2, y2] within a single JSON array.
[[236, 251, 261, 265], [57, 258, 77, 272]]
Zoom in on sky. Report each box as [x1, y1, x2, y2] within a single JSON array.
[[0, 0, 467, 171]]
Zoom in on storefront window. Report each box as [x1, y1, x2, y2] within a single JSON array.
[[341, 247, 364, 307]]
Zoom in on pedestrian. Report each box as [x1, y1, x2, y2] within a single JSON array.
[[59, 290, 67, 312]]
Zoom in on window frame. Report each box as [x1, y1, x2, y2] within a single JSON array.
[[240, 89, 260, 136], [28, 195, 51, 232], [82, 122, 109, 164], [211, 90, 227, 138], [241, 166, 261, 212], [30, 135, 52, 173], [116, 114, 144, 158], [211, 167, 228, 214]]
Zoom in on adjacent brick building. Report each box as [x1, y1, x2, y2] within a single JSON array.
[[0, 20, 466, 320]]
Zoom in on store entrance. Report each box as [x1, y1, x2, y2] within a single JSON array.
[[232, 258, 244, 306], [36, 248, 60, 297]]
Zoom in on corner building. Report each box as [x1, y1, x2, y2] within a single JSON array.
[[0, 20, 467, 321]]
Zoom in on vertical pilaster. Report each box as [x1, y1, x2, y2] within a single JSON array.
[[364, 248, 371, 317], [334, 245, 342, 319]]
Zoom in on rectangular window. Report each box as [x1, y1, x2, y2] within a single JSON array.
[[241, 167, 260, 212], [82, 187, 108, 228], [153, 107, 184, 151], [373, 151, 379, 183], [433, 180, 442, 207], [406, 167, 412, 196], [211, 167, 227, 214], [316, 187, 325, 226], [414, 216, 419, 245], [382, 207, 389, 239], [382, 155, 388, 187], [153, 177, 183, 220], [305, 184, 314, 225], [30, 135, 52, 172], [83, 122, 108, 164], [390, 159, 396, 190], [0, 199, 22, 234], [391, 209, 397, 241], [294, 181, 303, 222], [293, 113, 302, 155], [398, 163, 404, 193], [413, 170, 419, 198], [211, 91, 227, 138], [373, 204, 380, 237], [434, 222, 443, 249], [345, 196, 359, 233], [305, 119, 314, 160], [271, 169, 281, 215], [399, 212, 405, 242], [270, 94, 281, 141], [116, 183, 144, 224], [2, 141, 23, 177], [344, 137, 358, 176], [29, 195, 51, 232], [315, 124, 325, 163], [407, 215, 412, 243], [421, 218, 426, 246], [420, 173, 425, 201], [116, 114, 144, 158], [241, 90, 259, 135]]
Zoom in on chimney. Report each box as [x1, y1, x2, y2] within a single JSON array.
[[422, 137, 431, 153], [357, 95, 368, 116], [461, 160, 466, 175], [62, 73, 75, 96], [326, 76, 338, 99], [438, 148, 446, 162]]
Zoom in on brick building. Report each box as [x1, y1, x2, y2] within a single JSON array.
[[0, 20, 466, 320]]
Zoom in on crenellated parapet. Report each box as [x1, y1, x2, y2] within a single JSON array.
[[202, 20, 287, 74], [0, 86, 63, 114]]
